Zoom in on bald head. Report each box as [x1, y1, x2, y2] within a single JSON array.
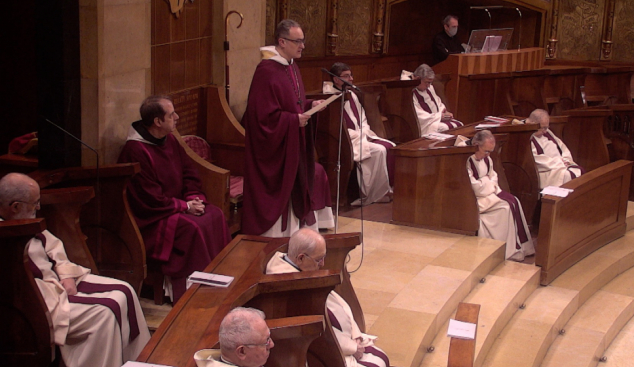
[[0, 173, 41, 220], [288, 228, 327, 271]]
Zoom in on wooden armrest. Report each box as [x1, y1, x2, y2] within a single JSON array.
[[448, 302, 480, 367], [173, 129, 231, 219]]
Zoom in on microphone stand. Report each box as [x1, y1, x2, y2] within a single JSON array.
[[334, 84, 349, 233], [516, 8, 522, 50], [484, 8, 492, 29]]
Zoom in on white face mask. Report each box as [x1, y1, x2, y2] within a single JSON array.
[[447, 27, 458, 37]]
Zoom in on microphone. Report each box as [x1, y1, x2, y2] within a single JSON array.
[[321, 68, 362, 92], [470, 5, 503, 9]]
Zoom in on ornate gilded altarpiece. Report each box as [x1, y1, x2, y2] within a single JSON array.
[[265, 0, 386, 57], [556, 0, 605, 60], [612, 0, 634, 61]]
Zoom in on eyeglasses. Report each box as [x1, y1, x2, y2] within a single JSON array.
[[303, 253, 326, 264], [244, 336, 272, 348], [282, 37, 306, 45], [11, 199, 41, 207], [338, 73, 353, 79]]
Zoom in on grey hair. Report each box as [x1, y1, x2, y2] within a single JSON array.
[[274, 19, 301, 45], [526, 109, 549, 125], [0, 173, 34, 207], [288, 228, 324, 261], [219, 307, 266, 351], [472, 130, 495, 147], [413, 64, 435, 80], [443, 15, 458, 26]]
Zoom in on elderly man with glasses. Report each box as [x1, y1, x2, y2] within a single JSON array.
[[467, 131, 534, 261], [242, 19, 333, 237], [195, 307, 274, 367], [528, 109, 584, 188], [266, 228, 390, 367]]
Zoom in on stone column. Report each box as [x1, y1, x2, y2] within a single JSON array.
[[79, 0, 151, 165]]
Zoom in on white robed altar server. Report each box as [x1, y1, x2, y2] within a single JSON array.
[[528, 109, 585, 188], [466, 131, 535, 261], [266, 229, 390, 367], [0, 173, 150, 367], [324, 62, 395, 206], [411, 64, 463, 136]]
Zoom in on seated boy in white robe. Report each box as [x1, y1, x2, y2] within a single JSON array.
[[466, 131, 535, 261], [266, 228, 390, 367], [527, 109, 585, 188], [0, 173, 150, 367]]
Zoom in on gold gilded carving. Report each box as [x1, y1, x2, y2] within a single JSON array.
[[164, 0, 193, 18], [337, 0, 372, 55], [600, 0, 615, 60], [279, 0, 289, 20], [266, 0, 277, 45], [547, 0, 560, 58], [290, 0, 327, 57], [372, 0, 386, 53], [612, 0, 634, 61], [327, 0, 339, 55], [557, 0, 605, 60]]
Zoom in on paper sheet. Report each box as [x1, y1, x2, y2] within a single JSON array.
[[447, 319, 476, 340], [304, 93, 340, 116], [541, 186, 574, 197]]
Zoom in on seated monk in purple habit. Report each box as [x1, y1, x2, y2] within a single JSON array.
[[118, 95, 230, 304], [0, 173, 151, 367]]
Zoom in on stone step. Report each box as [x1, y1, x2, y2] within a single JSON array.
[[361, 234, 506, 367], [541, 269, 634, 366], [419, 261, 540, 367], [481, 231, 634, 367], [589, 266, 634, 366]]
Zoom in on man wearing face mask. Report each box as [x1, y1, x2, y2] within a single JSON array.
[[432, 15, 466, 65]]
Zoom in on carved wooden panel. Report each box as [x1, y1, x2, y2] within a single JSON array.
[[336, 0, 372, 55], [151, 0, 214, 94], [289, 0, 328, 57], [557, 0, 605, 60], [266, 0, 278, 46], [612, 0, 634, 62]]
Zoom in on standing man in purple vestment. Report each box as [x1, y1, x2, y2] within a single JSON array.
[[242, 19, 328, 237], [118, 96, 230, 304]]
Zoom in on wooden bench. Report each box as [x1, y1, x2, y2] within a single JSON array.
[[536, 160, 633, 284], [138, 232, 363, 367], [27, 164, 146, 295], [1, 186, 103, 366], [391, 134, 509, 235], [447, 302, 481, 367], [1, 218, 52, 367]]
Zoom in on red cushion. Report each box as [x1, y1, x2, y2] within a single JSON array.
[[229, 176, 244, 199], [182, 135, 211, 161]]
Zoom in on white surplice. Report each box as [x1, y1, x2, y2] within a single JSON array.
[[466, 155, 534, 261], [26, 229, 150, 367], [266, 252, 390, 367], [323, 83, 394, 206], [413, 85, 449, 136], [531, 129, 583, 188]]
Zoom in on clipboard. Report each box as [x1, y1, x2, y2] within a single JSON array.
[[304, 93, 341, 116]]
